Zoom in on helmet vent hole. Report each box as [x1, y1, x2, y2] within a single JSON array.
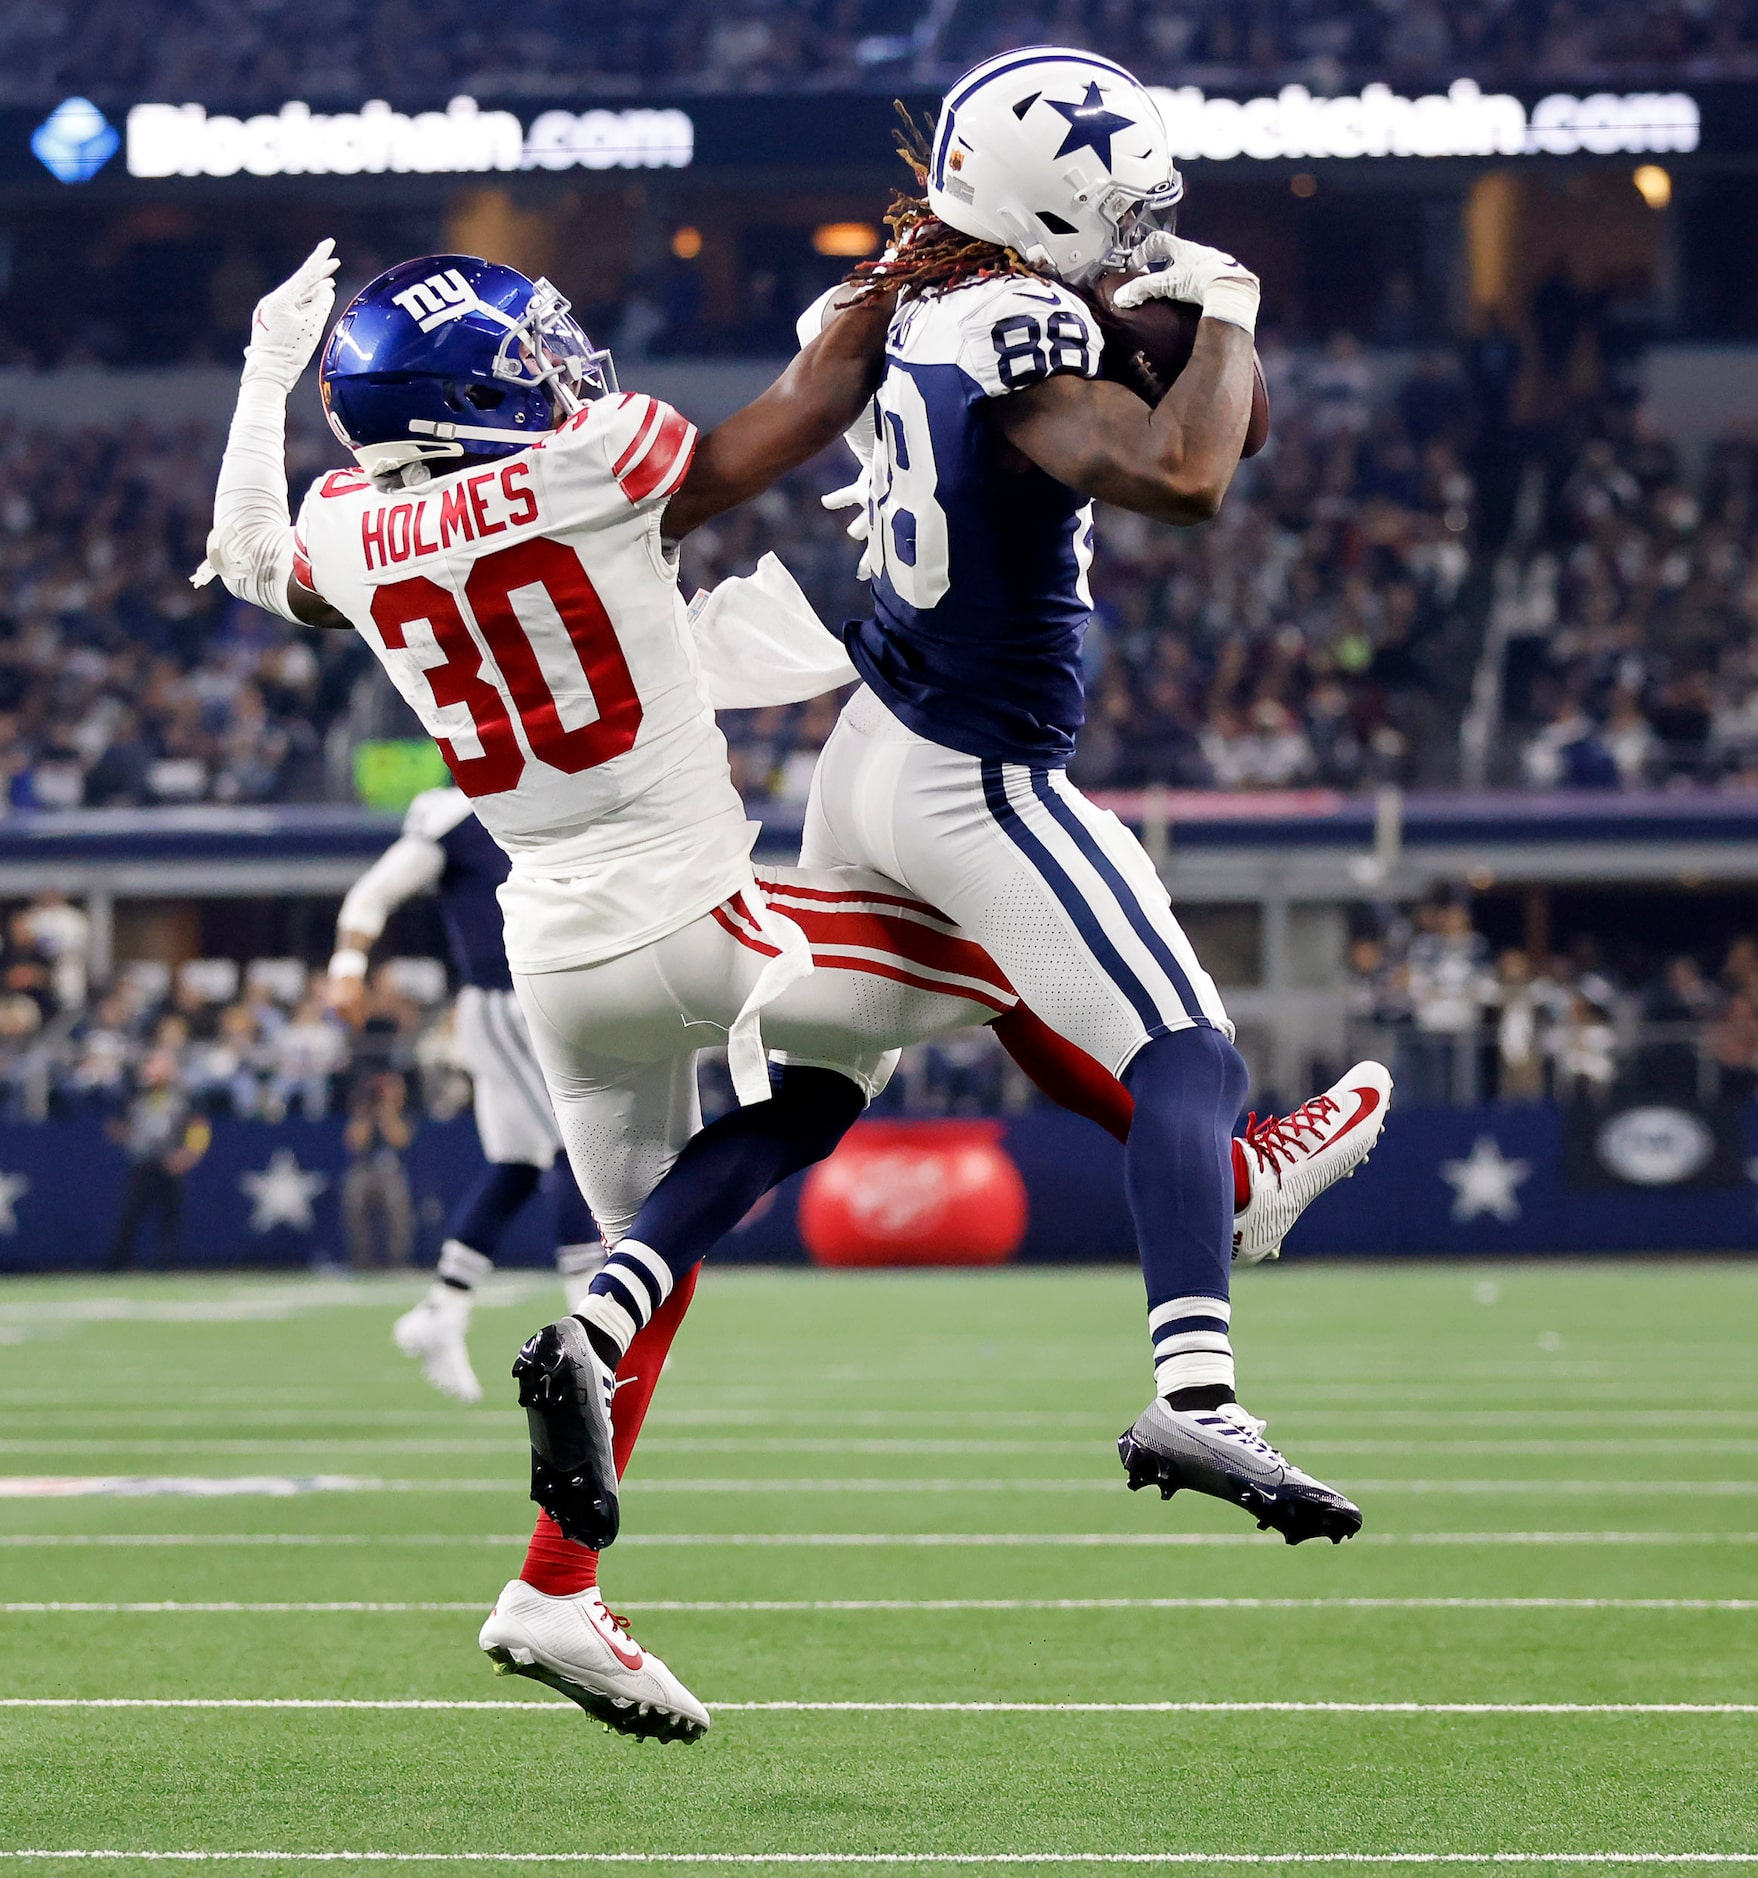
[[464, 384, 506, 411], [1036, 211, 1078, 235]]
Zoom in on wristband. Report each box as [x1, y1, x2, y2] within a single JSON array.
[[328, 948, 368, 980], [1201, 276, 1260, 336]]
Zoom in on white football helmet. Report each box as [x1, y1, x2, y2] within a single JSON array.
[[925, 47, 1182, 284]]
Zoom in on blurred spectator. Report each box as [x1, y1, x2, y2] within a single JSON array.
[[342, 1070, 415, 1269], [1403, 902, 1495, 1102], [267, 995, 348, 1121], [1705, 992, 1758, 1103], [10, 1, 1753, 114], [1547, 992, 1620, 1103], [1491, 949, 1553, 1101], [104, 1046, 212, 1269]]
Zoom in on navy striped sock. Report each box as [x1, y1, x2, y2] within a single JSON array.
[[574, 1240, 674, 1364]]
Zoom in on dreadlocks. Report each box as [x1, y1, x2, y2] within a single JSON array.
[[845, 103, 1049, 306]]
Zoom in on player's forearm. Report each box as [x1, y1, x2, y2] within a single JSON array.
[[335, 838, 445, 950], [1136, 318, 1256, 522], [664, 292, 894, 539], [197, 375, 303, 622]]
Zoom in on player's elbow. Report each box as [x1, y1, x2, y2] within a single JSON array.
[[1143, 474, 1228, 526]]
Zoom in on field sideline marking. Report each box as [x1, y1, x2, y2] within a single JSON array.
[[8, 1439, 1758, 1458], [4, 1855, 1758, 1868], [5, 1699, 1756, 1716], [4, 1531, 1756, 1549], [6, 1598, 1756, 1614], [6, 1477, 1758, 1500]]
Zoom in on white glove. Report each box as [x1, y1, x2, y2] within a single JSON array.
[[1112, 234, 1260, 336], [241, 238, 341, 391], [822, 472, 875, 582]]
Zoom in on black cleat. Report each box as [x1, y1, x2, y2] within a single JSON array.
[[1119, 1398, 1363, 1546], [513, 1317, 619, 1550]]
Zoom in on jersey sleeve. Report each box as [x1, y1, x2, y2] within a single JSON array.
[[401, 786, 473, 844], [590, 392, 700, 511], [953, 278, 1101, 400]]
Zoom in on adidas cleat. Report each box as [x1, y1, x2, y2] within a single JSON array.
[[1234, 1061, 1392, 1266], [1119, 1398, 1362, 1546], [393, 1296, 483, 1404], [480, 1578, 710, 1743], [513, 1316, 619, 1550]]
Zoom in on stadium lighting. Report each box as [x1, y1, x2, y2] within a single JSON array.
[[1633, 163, 1674, 208], [671, 225, 704, 259], [1290, 172, 1318, 197], [812, 222, 881, 256]]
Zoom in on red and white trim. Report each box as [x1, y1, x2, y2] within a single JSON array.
[[712, 879, 1017, 1017], [610, 394, 697, 507]]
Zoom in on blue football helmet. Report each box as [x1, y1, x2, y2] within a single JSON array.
[[319, 254, 616, 478]]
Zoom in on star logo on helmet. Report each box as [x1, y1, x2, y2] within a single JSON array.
[[1046, 82, 1136, 170]]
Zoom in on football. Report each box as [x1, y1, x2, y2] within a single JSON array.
[[1080, 268, 1271, 458]]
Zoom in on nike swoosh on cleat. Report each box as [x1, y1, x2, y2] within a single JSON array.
[[1326, 1085, 1384, 1149], [590, 1611, 644, 1672]]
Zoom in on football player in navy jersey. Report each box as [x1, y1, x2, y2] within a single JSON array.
[[329, 787, 604, 1402], [796, 48, 1394, 1544]]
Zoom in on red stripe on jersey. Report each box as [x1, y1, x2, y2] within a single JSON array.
[[754, 874, 948, 924], [811, 952, 1013, 1015], [711, 901, 780, 958], [620, 408, 695, 505], [611, 399, 662, 479], [766, 901, 1015, 1001], [291, 530, 312, 589]]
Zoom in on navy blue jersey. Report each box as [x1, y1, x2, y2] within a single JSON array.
[[403, 789, 514, 991], [844, 274, 1101, 767]]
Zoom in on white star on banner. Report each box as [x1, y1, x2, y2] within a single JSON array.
[[239, 1150, 328, 1233], [0, 1170, 28, 1234], [1440, 1136, 1531, 1223]]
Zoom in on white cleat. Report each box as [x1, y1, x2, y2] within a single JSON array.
[[479, 1578, 711, 1743], [392, 1295, 483, 1404], [1233, 1060, 1393, 1266]]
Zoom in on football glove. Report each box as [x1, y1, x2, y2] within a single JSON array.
[[822, 472, 875, 582], [1112, 234, 1260, 336], [242, 238, 341, 392]]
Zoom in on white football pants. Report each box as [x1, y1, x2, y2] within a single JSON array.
[[512, 865, 1014, 1245], [801, 686, 1231, 1079], [453, 985, 563, 1169]]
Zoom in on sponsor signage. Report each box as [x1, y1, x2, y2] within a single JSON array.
[[3, 81, 1730, 190], [124, 96, 693, 179], [1148, 80, 1699, 163]]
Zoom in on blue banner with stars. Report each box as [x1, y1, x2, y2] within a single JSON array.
[[0, 1102, 1754, 1271]]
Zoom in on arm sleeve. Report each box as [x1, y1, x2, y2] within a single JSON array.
[[336, 836, 446, 943], [192, 374, 304, 623]]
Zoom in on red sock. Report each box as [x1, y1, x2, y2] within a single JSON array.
[[517, 1263, 702, 1597], [1232, 1138, 1251, 1212], [520, 1510, 597, 1595]]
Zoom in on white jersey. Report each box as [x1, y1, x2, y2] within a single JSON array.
[[297, 394, 754, 974]]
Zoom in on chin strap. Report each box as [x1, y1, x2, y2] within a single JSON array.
[[408, 417, 555, 447]]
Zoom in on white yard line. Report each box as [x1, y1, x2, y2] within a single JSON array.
[[3, 1530, 1756, 1549], [4, 1699, 1756, 1716], [2, 1853, 1757, 1866], [2, 1855, 1757, 1867], [5, 1598, 1755, 1614], [5, 1477, 1758, 1500], [5, 1439, 1756, 1457]]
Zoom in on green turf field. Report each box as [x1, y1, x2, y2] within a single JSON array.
[[1, 1261, 1755, 1874]]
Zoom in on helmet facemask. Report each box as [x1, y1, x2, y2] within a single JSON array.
[[490, 278, 618, 415]]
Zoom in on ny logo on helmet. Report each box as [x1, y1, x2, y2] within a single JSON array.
[[391, 269, 480, 333]]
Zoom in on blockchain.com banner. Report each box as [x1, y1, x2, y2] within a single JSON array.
[[3, 1103, 1757, 1272], [8, 80, 1755, 189]]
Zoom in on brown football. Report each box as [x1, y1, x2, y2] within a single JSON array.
[[1079, 269, 1270, 459]]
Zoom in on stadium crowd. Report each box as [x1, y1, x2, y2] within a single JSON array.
[[7, 337, 1758, 811], [3, 0, 1752, 106], [1346, 897, 1758, 1104]]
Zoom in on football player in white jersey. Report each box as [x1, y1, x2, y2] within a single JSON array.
[[198, 241, 1041, 1742], [796, 49, 1393, 1545], [328, 786, 608, 1403]]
